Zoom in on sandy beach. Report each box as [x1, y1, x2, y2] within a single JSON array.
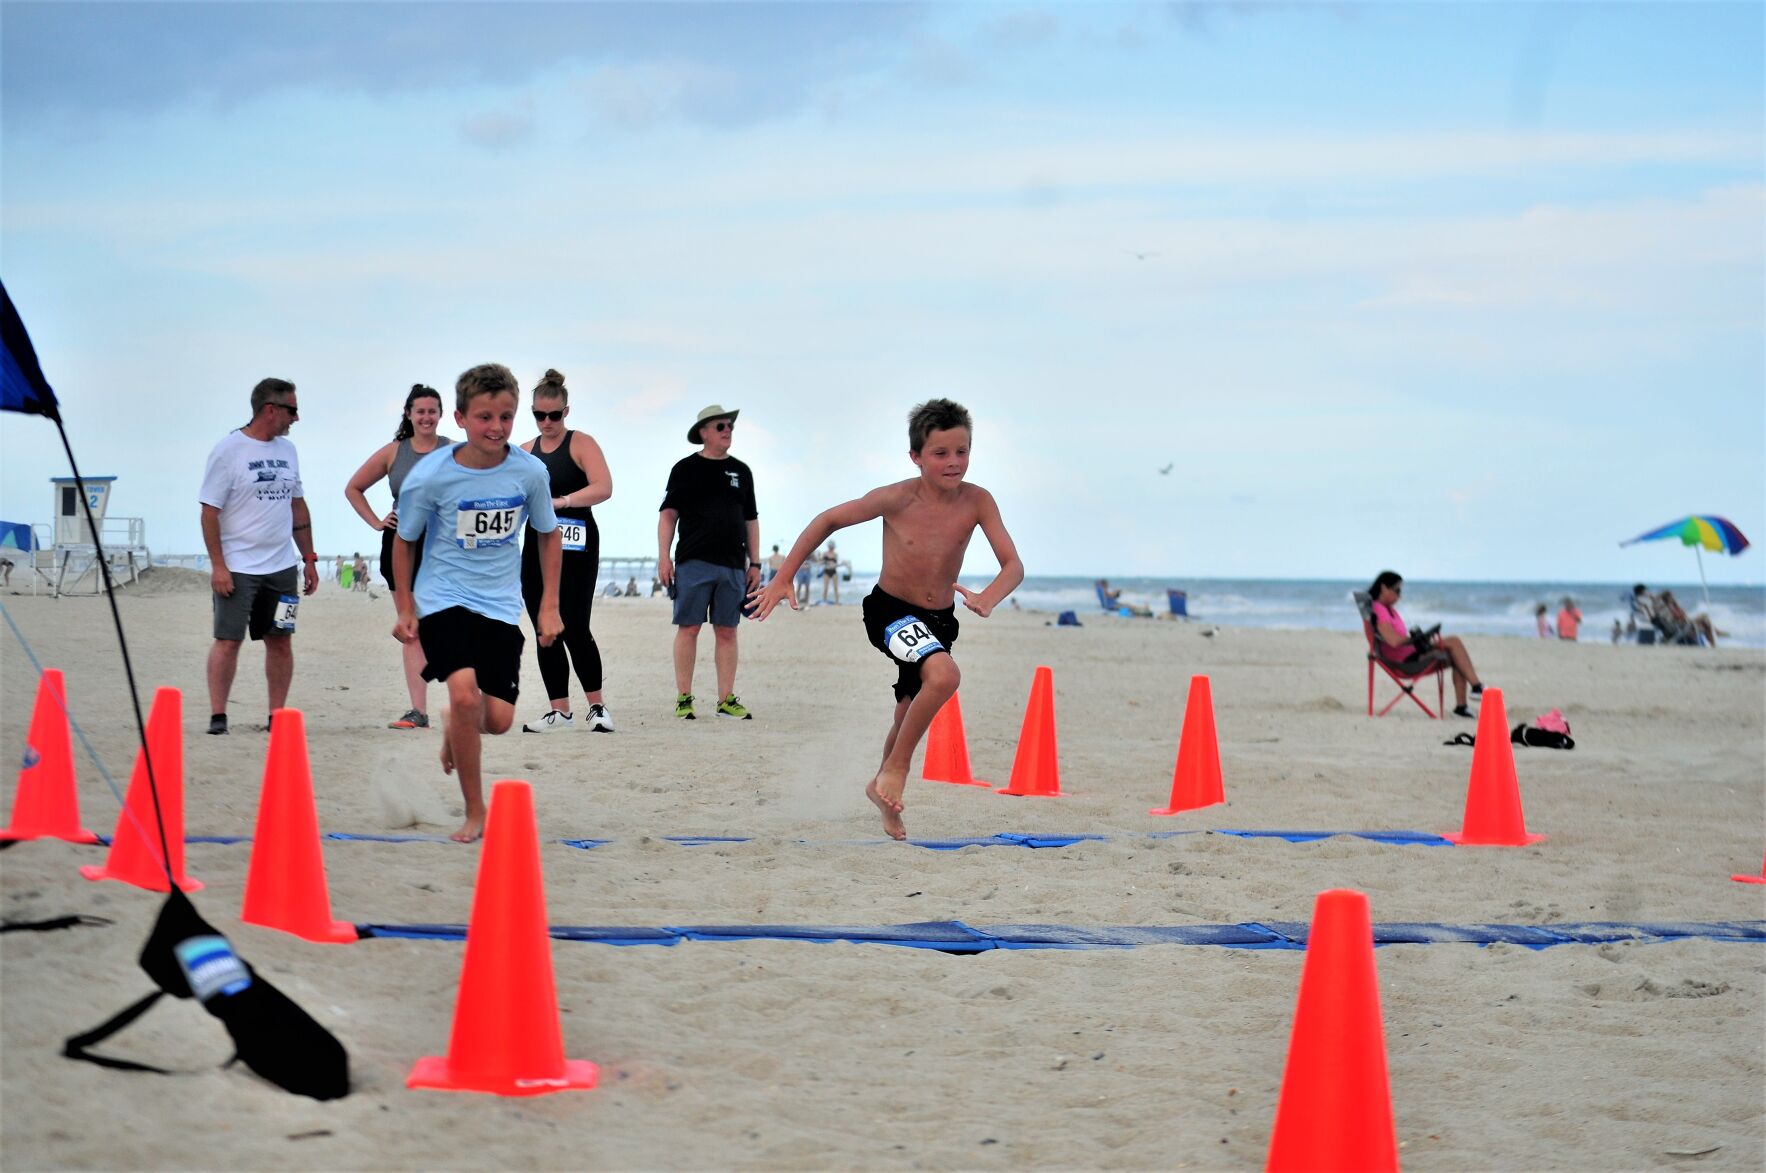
[[2, 575, 1762, 1170]]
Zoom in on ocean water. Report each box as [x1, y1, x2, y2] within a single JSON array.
[[818, 574, 1766, 649]]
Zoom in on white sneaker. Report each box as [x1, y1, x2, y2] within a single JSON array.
[[585, 703, 615, 733], [522, 709, 574, 733]]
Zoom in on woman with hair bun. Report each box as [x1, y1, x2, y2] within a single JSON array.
[[520, 369, 616, 732], [345, 385, 453, 729]]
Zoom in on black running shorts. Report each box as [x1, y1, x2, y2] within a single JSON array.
[[418, 606, 524, 706], [861, 587, 959, 702]]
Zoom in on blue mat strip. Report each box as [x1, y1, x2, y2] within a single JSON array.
[[352, 920, 1766, 952], [89, 829, 1455, 850]]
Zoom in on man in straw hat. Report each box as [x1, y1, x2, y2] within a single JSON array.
[[657, 404, 761, 720]]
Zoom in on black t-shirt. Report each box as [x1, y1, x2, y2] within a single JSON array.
[[660, 453, 758, 569]]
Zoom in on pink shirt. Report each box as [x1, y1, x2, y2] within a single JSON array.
[[1557, 607, 1581, 640], [1371, 600, 1414, 660]]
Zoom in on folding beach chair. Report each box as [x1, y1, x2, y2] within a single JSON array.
[[1354, 591, 1446, 719]]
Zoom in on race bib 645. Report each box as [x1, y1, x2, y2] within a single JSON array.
[[455, 496, 523, 549]]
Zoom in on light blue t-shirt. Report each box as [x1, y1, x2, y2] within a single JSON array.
[[396, 444, 558, 625]]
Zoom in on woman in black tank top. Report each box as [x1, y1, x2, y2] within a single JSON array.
[[519, 369, 616, 733]]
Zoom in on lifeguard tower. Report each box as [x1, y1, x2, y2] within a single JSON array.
[[26, 476, 151, 596]]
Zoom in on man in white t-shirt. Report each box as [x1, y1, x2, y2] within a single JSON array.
[[199, 378, 319, 735]]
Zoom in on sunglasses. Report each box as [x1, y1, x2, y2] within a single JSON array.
[[711, 421, 732, 433], [532, 409, 565, 422], [270, 402, 299, 419]]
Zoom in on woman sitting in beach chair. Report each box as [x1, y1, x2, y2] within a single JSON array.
[[1654, 590, 1720, 647], [1366, 571, 1485, 718]]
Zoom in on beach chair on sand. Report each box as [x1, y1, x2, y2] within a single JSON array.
[[1354, 590, 1446, 719]]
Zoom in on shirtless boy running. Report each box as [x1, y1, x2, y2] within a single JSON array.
[[749, 399, 1023, 839], [391, 363, 563, 842]]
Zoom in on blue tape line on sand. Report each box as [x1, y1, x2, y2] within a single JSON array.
[[352, 920, 1766, 952], [88, 829, 1453, 850]]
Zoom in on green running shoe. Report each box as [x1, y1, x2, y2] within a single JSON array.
[[715, 694, 752, 720], [674, 693, 696, 720]]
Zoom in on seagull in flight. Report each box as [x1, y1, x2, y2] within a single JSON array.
[[1125, 249, 1160, 261], [1158, 463, 1173, 475]]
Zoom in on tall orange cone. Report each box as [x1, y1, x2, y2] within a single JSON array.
[[1266, 889, 1399, 1173], [241, 709, 356, 943], [1, 669, 99, 843], [408, 779, 596, 1096], [996, 666, 1060, 797], [1732, 855, 1766, 884], [1443, 688, 1544, 846], [1150, 675, 1225, 816], [922, 692, 989, 787], [79, 687, 202, 891]]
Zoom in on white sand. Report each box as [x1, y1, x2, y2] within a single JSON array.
[[2, 586, 1762, 1170]]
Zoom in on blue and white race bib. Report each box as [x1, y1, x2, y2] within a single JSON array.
[[272, 594, 299, 632], [884, 615, 943, 663], [455, 496, 523, 549], [556, 520, 588, 553]]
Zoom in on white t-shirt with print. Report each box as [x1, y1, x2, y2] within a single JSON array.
[[199, 430, 303, 575]]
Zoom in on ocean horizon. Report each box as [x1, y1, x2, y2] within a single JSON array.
[[150, 556, 1766, 648]]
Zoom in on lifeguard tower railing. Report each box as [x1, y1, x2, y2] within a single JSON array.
[[27, 517, 152, 596]]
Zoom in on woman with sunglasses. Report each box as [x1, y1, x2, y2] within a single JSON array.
[[520, 369, 615, 733], [1368, 570, 1485, 717], [346, 385, 454, 729]]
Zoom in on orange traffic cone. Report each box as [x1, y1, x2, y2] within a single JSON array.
[[1732, 855, 1766, 885], [1266, 889, 1400, 1173], [922, 692, 989, 788], [241, 709, 356, 943], [1, 669, 99, 844], [996, 666, 1060, 797], [79, 688, 202, 892], [1150, 675, 1225, 816], [408, 779, 596, 1096], [1443, 688, 1545, 846]]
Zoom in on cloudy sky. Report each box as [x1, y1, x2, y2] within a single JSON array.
[[2, 1, 1761, 585]]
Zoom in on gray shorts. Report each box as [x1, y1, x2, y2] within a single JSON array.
[[672, 559, 747, 628], [213, 566, 300, 641]]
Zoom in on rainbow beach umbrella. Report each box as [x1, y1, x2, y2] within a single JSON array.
[[1620, 515, 1750, 611]]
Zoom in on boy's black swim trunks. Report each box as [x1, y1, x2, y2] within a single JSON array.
[[418, 606, 524, 705], [862, 587, 959, 702]]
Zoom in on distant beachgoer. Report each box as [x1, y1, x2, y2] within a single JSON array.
[[1628, 584, 1657, 639], [1556, 597, 1582, 641], [351, 553, 370, 591], [765, 544, 783, 586], [199, 377, 319, 736], [0, 556, 12, 588], [344, 384, 454, 729], [1368, 570, 1485, 718], [1611, 618, 1623, 644], [650, 575, 663, 597], [820, 541, 840, 603], [795, 556, 812, 606], [521, 369, 615, 734], [624, 576, 639, 597], [1656, 590, 1720, 647], [1535, 603, 1550, 639]]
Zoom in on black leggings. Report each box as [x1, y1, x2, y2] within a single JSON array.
[[521, 522, 602, 701]]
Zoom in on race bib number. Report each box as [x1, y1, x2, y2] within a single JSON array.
[[455, 496, 523, 549], [557, 520, 587, 552], [272, 594, 299, 632], [884, 616, 943, 663], [174, 935, 252, 1003]]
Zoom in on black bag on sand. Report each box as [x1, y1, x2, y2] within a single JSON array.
[[1444, 725, 1575, 751], [66, 888, 350, 1100]]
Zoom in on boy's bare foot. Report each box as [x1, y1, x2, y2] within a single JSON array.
[[865, 778, 907, 840], [867, 765, 908, 841], [450, 809, 486, 844]]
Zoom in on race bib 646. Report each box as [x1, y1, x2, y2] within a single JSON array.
[[455, 496, 523, 549], [557, 520, 587, 552]]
